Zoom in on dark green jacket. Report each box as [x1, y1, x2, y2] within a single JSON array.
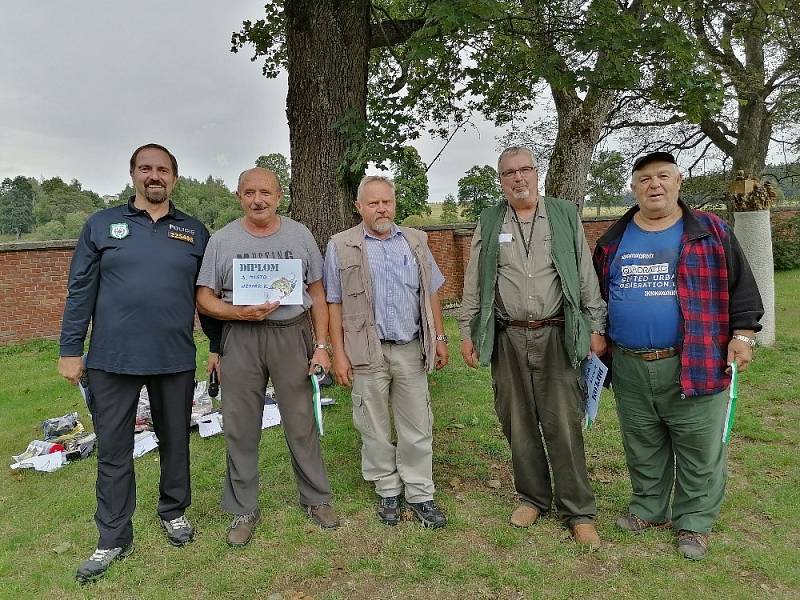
[[469, 197, 591, 368]]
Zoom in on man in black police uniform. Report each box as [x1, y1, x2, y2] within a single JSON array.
[[58, 143, 219, 583]]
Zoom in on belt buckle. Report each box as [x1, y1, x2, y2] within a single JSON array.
[[527, 320, 537, 329], [653, 350, 661, 360]]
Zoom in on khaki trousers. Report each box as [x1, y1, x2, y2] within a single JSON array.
[[491, 325, 596, 526], [352, 340, 435, 502], [219, 314, 332, 514]]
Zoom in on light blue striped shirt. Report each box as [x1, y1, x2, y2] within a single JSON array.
[[324, 226, 445, 343]]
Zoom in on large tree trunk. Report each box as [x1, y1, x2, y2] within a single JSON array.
[[285, 1, 369, 249], [545, 88, 616, 211]]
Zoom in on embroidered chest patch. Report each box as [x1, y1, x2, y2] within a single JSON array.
[[109, 222, 130, 239]]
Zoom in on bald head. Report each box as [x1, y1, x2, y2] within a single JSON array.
[[237, 167, 281, 193]]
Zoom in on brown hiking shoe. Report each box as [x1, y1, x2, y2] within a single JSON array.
[[227, 508, 261, 547], [571, 523, 601, 549], [677, 530, 709, 560], [616, 513, 672, 533], [510, 504, 540, 528], [305, 503, 340, 529]]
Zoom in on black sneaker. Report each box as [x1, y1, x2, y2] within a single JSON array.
[[75, 542, 134, 584], [408, 500, 447, 529], [377, 495, 402, 526], [161, 514, 195, 546]]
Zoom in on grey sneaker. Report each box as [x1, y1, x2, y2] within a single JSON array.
[[227, 508, 261, 547], [377, 495, 402, 526], [75, 542, 134, 584], [408, 500, 447, 529], [161, 514, 195, 546]]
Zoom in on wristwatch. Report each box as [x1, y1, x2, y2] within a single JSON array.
[[591, 330, 606, 336], [732, 334, 756, 347], [314, 342, 331, 351], [435, 334, 449, 342]]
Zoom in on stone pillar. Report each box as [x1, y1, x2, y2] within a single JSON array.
[[733, 210, 775, 346]]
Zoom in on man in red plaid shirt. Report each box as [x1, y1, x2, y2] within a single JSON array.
[[593, 152, 763, 560]]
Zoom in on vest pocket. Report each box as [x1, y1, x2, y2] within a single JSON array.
[[340, 264, 365, 295], [343, 312, 371, 366]]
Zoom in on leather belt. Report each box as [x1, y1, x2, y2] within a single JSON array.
[[616, 346, 678, 361], [508, 317, 565, 329]]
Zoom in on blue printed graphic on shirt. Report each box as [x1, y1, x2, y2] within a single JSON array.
[[608, 219, 683, 349]]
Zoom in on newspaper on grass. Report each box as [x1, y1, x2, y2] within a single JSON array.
[[582, 352, 608, 429]]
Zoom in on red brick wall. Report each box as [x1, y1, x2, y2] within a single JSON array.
[[0, 241, 74, 345], [1, 207, 797, 345]]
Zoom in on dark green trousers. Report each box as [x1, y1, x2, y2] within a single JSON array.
[[491, 326, 596, 526], [612, 350, 729, 533]]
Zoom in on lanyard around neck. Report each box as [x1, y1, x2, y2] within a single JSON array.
[[510, 204, 537, 258]]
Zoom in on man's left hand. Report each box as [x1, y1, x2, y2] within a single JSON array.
[[435, 340, 449, 370], [589, 333, 607, 357], [727, 337, 754, 373], [309, 347, 331, 375]]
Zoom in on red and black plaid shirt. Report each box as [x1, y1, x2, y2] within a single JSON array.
[[593, 201, 763, 397]]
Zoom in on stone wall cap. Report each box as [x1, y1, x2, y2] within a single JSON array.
[[0, 239, 78, 252]]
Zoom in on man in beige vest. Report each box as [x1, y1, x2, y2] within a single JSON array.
[[324, 175, 449, 528]]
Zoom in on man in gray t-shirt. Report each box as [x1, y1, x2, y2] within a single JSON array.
[[196, 167, 338, 546]]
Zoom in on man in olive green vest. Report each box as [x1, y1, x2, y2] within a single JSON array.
[[458, 146, 607, 547]]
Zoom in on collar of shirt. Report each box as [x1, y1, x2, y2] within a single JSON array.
[[124, 196, 183, 221], [362, 223, 402, 241]]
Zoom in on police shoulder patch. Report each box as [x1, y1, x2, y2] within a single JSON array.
[[109, 222, 130, 239]]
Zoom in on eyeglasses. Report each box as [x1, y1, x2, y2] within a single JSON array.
[[500, 166, 536, 179]]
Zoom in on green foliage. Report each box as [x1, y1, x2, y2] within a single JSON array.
[[586, 151, 627, 216], [37, 177, 103, 224], [458, 165, 503, 221], [168, 176, 241, 231], [681, 171, 729, 209], [36, 219, 66, 240], [440, 193, 459, 223], [391, 146, 431, 221], [0, 176, 35, 237], [772, 213, 800, 271], [255, 152, 291, 214]]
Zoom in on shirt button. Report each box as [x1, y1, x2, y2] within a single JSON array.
[[528, 274, 532, 278], [528, 296, 533, 299]]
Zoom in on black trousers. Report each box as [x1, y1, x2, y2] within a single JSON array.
[[87, 369, 195, 549]]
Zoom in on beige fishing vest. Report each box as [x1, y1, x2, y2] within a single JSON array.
[[330, 224, 437, 374]]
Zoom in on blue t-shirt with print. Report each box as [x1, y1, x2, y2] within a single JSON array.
[[608, 219, 683, 349]]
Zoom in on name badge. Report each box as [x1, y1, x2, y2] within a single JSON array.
[[168, 231, 195, 244], [498, 233, 513, 243]]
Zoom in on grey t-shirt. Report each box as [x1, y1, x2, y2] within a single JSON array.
[[197, 217, 323, 320]]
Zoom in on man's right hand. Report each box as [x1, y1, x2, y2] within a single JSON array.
[[58, 356, 83, 386], [236, 301, 280, 321], [460, 339, 479, 368], [332, 352, 353, 387]]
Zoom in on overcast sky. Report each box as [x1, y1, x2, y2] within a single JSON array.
[[0, 1, 506, 201]]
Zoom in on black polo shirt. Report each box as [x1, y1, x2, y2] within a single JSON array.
[[60, 198, 211, 375]]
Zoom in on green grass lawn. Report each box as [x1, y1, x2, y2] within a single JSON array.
[[1, 272, 798, 599]]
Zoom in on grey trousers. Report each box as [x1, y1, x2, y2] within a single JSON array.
[[219, 314, 332, 515], [491, 325, 596, 526], [352, 340, 435, 503]]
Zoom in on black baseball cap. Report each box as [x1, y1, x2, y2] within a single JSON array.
[[632, 151, 677, 173]]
